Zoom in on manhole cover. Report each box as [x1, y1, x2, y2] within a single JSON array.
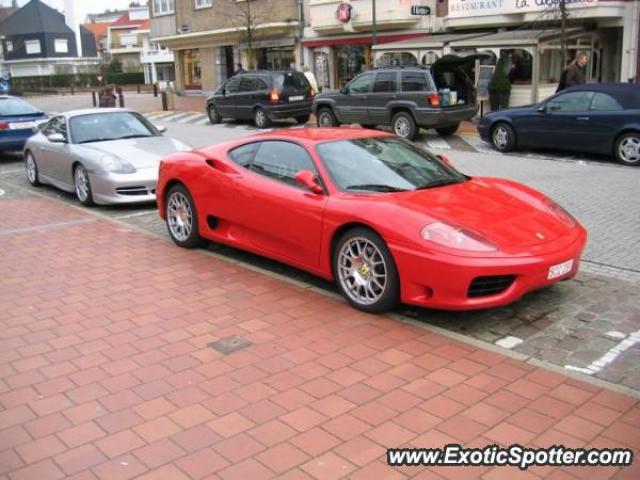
[[208, 336, 253, 355]]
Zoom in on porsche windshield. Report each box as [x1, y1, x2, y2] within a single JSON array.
[[316, 137, 467, 192], [70, 112, 158, 144]]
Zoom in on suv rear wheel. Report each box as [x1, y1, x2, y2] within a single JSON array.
[[207, 104, 220, 124], [317, 107, 338, 128], [392, 112, 417, 140], [254, 107, 271, 128], [436, 123, 459, 136]]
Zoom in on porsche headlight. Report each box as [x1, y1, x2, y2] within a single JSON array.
[[421, 221, 497, 252], [101, 155, 136, 174]]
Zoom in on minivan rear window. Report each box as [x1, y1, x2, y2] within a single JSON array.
[[273, 72, 310, 91], [401, 72, 430, 92]]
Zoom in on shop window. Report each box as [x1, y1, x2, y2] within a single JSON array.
[[401, 71, 429, 92], [376, 52, 417, 68], [590, 93, 622, 111], [373, 72, 397, 93], [25, 39, 41, 55], [499, 49, 532, 85], [421, 51, 439, 65], [336, 45, 368, 88]]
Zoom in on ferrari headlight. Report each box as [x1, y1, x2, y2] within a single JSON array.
[[543, 198, 576, 227], [421, 221, 497, 252], [101, 155, 136, 174]]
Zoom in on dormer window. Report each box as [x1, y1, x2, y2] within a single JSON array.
[[195, 0, 212, 8], [5, 40, 13, 52], [25, 39, 41, 55], [54, 39, 69, 53]]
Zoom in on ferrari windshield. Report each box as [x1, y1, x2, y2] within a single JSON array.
[[70, 112, 158, 144], [316, 137, 467, 192]]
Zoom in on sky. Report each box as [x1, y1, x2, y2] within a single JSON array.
[[2, 0, 140, 22]]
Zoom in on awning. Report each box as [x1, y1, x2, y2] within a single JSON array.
[[372, 32, 491, 51], [303, 32, 425, 48], [448, 28, 585, 48]]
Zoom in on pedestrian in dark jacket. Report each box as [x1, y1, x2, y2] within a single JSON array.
[[234, 63, 245, 76], [557, 52, 588, 92]]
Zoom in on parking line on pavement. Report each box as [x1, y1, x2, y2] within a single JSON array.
[[0, 217, 95, 237], [177, 113, 206, 124], [565, 329, 640, 375]]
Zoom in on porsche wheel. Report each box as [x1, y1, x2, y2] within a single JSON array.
[[333, 228, 399, 313], [25, 151, 40, 186], [165, 184, 205, 248], [491, 122, 516, 152], [74, 164, 94, 206]]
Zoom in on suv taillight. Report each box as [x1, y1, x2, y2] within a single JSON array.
[[0, 121, 9, 130], [428, 93, 440, 107], [269, 89, 280, 104]]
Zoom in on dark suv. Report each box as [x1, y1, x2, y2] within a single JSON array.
[[313, 54, 485, 140], [207, 70, 313, 128]]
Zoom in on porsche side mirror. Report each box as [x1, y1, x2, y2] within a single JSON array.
[[295, 170, 323, 194], [47, 133, 65, 143], [436, 154, 455, 168], [155, 124, 167, 133]]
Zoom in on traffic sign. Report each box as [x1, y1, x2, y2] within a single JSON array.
[[411, 5, 431, 15]]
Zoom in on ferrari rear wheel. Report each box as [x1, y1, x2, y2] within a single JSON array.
[[25, 151, 40, 186], [334, 228, 399, 313], [165, 184, 205, 248]]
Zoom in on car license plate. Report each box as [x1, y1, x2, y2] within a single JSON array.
[[10, 121, 35, 130], [289, 95, 304, 102], [548, 259, 574, 280]]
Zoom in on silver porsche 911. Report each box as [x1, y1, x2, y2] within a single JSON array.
[[24, 108, 191, 206]]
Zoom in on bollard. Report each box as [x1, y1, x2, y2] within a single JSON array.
[[118, 91, 124, 108], [137, 84, 141, 94], [70, 85, 74, 95], [91, 91, 97, 107], [161, 91, 168, 111], [153, 83, 158, 97]]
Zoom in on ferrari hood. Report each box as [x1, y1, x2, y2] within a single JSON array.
[[80, 136, 190, 169], [394, 177, 571, 250]]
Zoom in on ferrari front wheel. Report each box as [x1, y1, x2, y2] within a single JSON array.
[[333, 228, 399, 313], [165, 184, 205, 248]]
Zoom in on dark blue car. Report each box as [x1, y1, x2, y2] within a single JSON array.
[[0, 95, 48, 153], [478, 83, 640, 166]]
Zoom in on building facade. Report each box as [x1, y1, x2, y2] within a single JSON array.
[[0, 0, 98, 78], [108, 6, 151, 72], [302, 0, 437, 91], [151, 0, 301, 94]]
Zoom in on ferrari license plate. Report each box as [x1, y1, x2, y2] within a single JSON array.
[[10, 121, 35, 129], [289, 95, 304, 102], [548, 259, 573, 280]]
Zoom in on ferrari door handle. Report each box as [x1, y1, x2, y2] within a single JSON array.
[[576, 116, 590, 121]]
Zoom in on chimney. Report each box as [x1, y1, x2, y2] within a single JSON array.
[[64, 0, 82, 57]]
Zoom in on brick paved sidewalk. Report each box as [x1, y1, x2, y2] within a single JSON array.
[[1, 196, 638, 480]]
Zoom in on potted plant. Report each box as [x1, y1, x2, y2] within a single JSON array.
[[488, 58, 511, 111]]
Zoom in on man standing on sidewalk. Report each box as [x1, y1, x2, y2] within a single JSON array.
[[557, 52, 589, 92]]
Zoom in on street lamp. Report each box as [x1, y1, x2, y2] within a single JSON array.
[[372, 0, 377, 46]]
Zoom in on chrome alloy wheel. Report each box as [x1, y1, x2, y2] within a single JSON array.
[[167, 191, 193, 242], [74, 165, 90, 202], [492, 125, 509, 149], [25, 153, 37, 183], [619, 135, 640, 164], [337, 237, 388, 306], [393, 117, 411, 138]]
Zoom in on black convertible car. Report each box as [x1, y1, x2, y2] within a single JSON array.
[[478, 83, 640, 165]]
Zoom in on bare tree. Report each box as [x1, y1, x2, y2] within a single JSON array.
[[224, 0, 293, 69]]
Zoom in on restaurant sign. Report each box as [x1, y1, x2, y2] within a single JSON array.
[[448, 0, 597, 19]]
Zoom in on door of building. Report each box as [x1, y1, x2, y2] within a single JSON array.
[[182, 49, 202, 90]]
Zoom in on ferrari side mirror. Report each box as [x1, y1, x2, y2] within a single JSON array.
[[295, 170, 324, 194]]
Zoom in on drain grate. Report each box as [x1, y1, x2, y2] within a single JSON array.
[[207, 336, 253, 355]]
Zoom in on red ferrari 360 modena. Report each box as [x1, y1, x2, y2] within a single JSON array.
[[157, 128, 587, 313]]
